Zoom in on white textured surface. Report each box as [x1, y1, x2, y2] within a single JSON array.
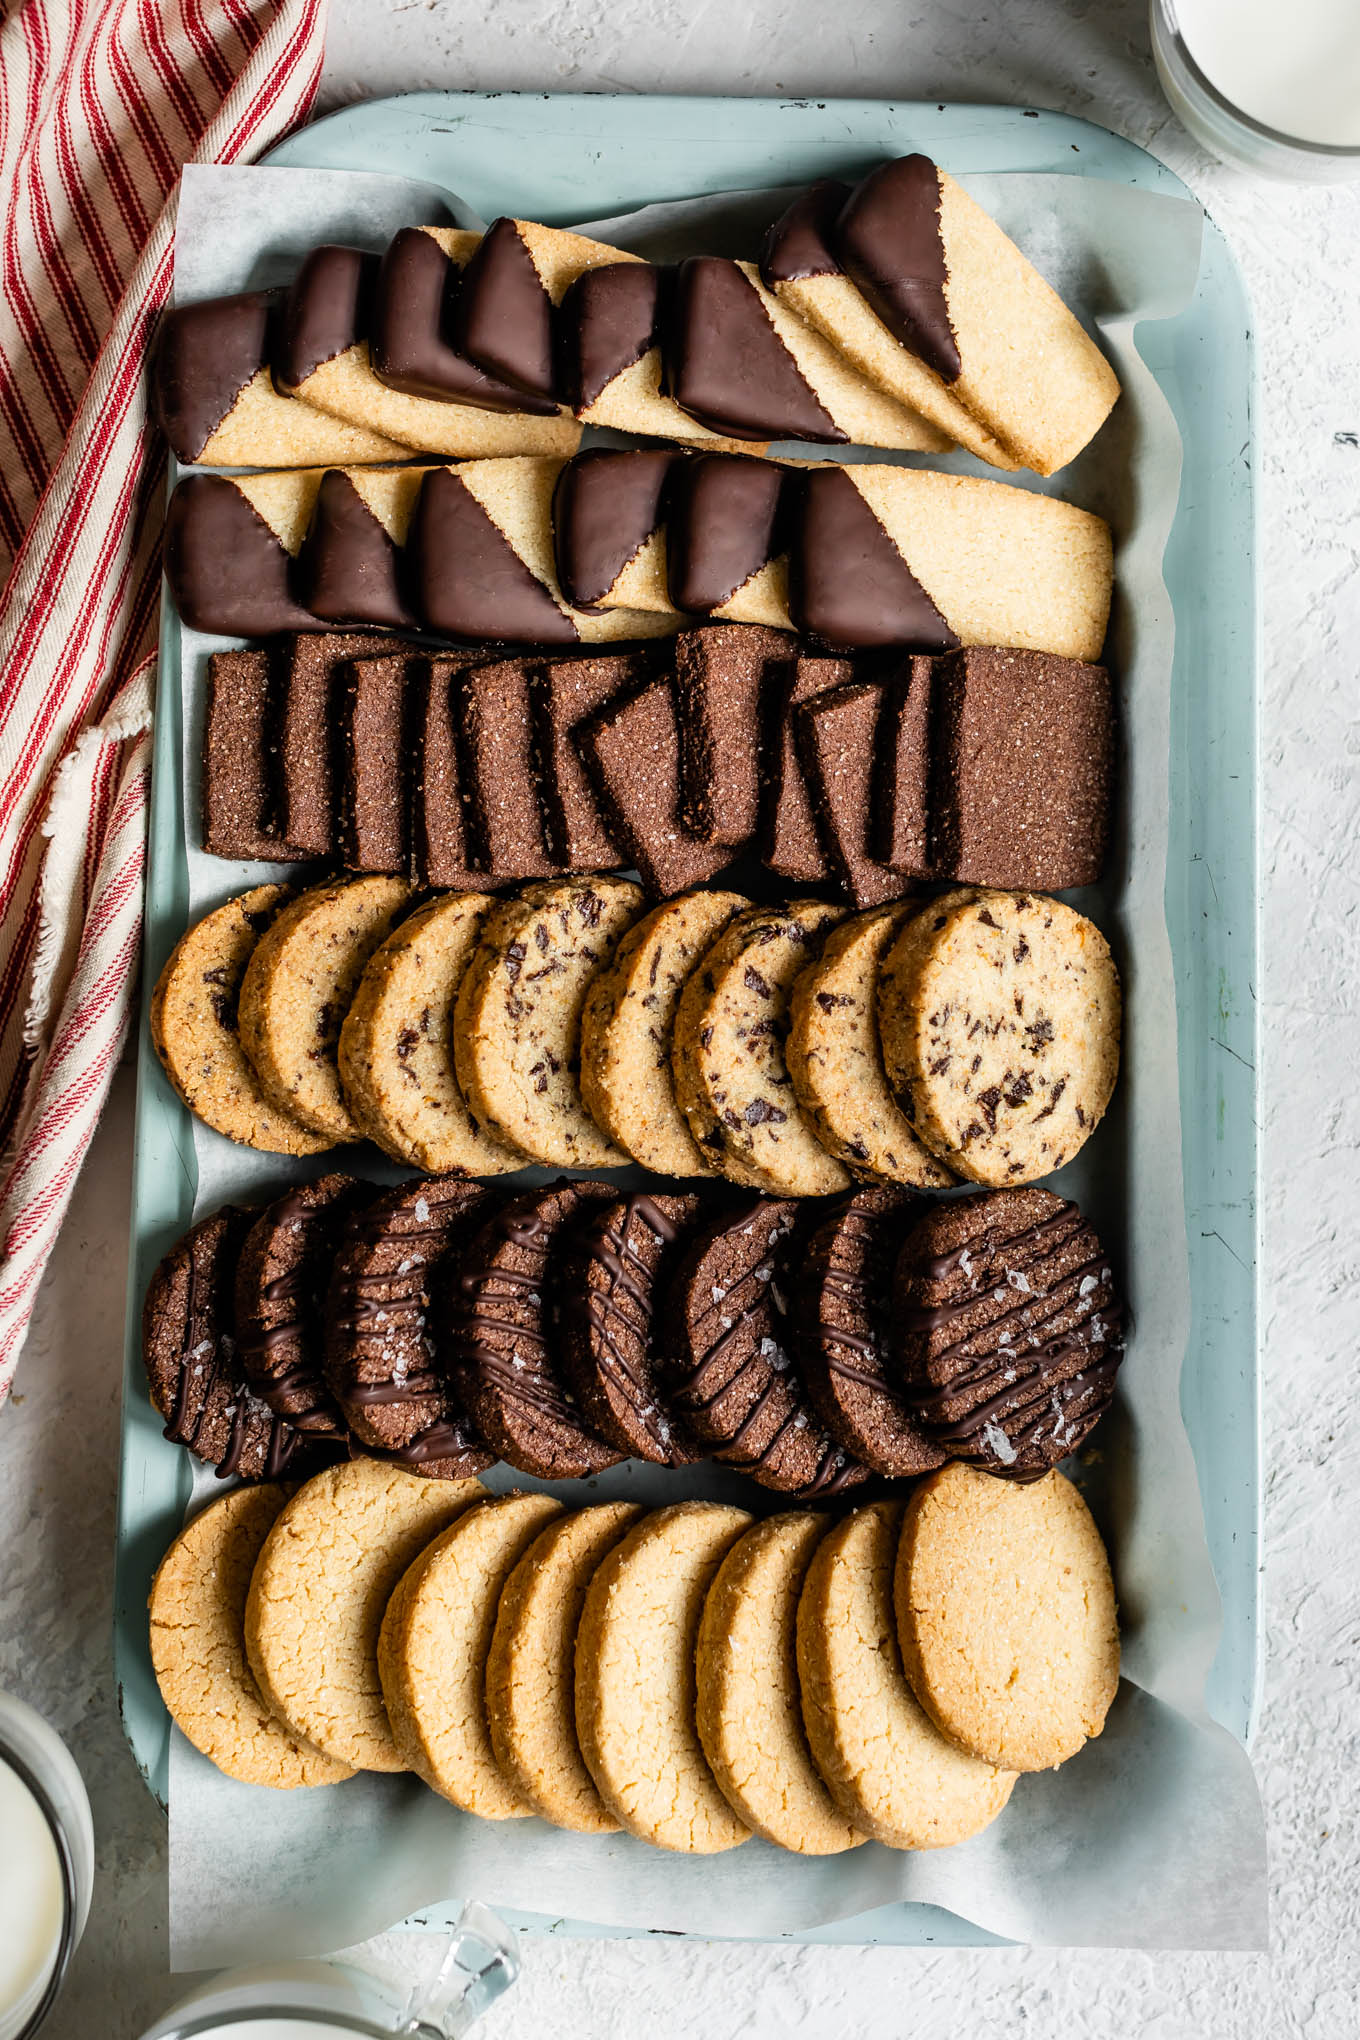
[[2, 0, 1358, 2032]]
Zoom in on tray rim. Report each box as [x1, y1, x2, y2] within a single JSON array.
[[112, 92, 1260, 1951]]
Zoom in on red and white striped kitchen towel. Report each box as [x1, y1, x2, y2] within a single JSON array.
[[0, 0, 329, 1401]]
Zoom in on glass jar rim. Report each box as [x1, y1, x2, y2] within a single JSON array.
[[0, 1732, 78, 2040], [1157, 0, 1360, 158], [146, 2009, 405, 2040]]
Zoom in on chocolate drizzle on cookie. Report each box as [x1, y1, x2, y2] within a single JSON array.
[[278, 245, 377, 389], [792, 464, 959, 653], [552, 447, 675, 610], [560, 261, 663, 413], [833, 155, 962, 385], [236, 1176, 367, 1440], [664, 257, 846, 445], [153, 290, 272, 463], [296, 469, 418, 630], [409, 466, 579, 644], [370, 227, 556, 414], [665, 454, 790, 616]]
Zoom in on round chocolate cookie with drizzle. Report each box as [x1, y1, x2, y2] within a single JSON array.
[[235, 1174, 371, 1440], [143, 1206, 328, 1482], [558, 1190, 707, 1466], [663, 1199, 869, 1499], [793, 1186, 947, 1480], [323, 1176, 495, 1480], [447, 1179, 623, 1480], [893, 1188, 1123, 1480]]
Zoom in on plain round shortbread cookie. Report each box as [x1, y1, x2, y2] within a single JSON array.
[[485, 1501, 644, 1833], [895, 1462, 1119, 1771], [238, 875, 413, 1141], [454, 876, 644, 1167], [877, 889, 1121, 1185], [150, 884, 332, 1155], [796, 1499, 1016, 1848], [575, 1501, 754, 1853], [787, 905, 954, 1189], [244, 1458, 483, 1772], [378, 1490, 563, 1816], [149, 1485, 353, 1789], [579, 888, 749, 1176], [672, 900, 851, 1196], [696, 1512, 866, 1854], [338, 891, 526, 1174]]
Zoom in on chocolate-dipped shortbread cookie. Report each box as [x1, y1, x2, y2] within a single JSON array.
[[558, 1191, 706, 1467], [794, 1187, 945, 1479], [448, 1180, 623, 1480], [323, 1177, 495, 1479], [235, 1174, 371, 1440], [664, 1200, 868, 1499], [144, 1207, 328, 1481], [894, 1188, 1124, 1478]]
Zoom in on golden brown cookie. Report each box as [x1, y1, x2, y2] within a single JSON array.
[[453, 875, 644, 1167], [696, 1512, 866, 1855], [377, 1490, 564, 1817], [578, 888, 750, 1177], [895, 1462, 1119, 1772], [485, 1501, 645, 1833], [575, 1501, 754, 1853], [337, 890, 526, 1174], [238, 876, 413, 1142], [796, 1499, 1016, 1849], [787, 904, 955, 1189], [148, 1485, 352, 1790], [244, 1458, 483, 1772], [150, 885, 332, 1156], [877, 888, 1121, 1185]]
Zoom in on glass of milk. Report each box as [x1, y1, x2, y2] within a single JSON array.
[[1151, 0, 1360, 179], [135, 1902, 519, 2040], [0, 1695, 95, 2040]]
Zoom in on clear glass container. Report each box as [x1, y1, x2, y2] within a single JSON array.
[[136, 1904, 519, 2040], [1151, 0, 1360, 181], [0, 1694, 96, 2040]]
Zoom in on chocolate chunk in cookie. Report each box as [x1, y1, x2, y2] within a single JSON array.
[[144, 1206, 328, 1481], [324, 1176, 496, 1479], [448, 1180, 623, 1480], [559, 1191, 707, 1466], [663, 1199, 869, 1498], [235, 1174, 370, 1439], [674, 623, 795, 846], [793, 1187, 946, 1478], [578, 676, 730, 898], [893, 1188, 1124, 1479]]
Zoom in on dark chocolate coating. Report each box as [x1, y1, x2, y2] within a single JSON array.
[[153, 290, 272, 463], [448, 1180, 623, 1480], [552, 448, 675, 610], [833, 155, 962, 384], [296, 469, 418, 630], [791, 464, 959, 652], [759, 179, 853, 285], [560, 260, 662, 412], [894, 1189, 1125, 1480], [793, 1187, 945, 1479], [408, 466, 578, 644], [235, 1175, 369, 1437], [163, 475, 317, 636], [370, 227, 557, 414], [277, 245, 377, 389], [665, 453, 789, 616], [664, 257, 846, 444], [451, 217, 559, 404], [577, 676, 731, 899], [794, 677, 905, 908]]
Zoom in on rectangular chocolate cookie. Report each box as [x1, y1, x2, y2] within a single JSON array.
[[761, 654, 853, 883], [673, 622, 795, 846], [795, 679, 905, 909], [202, 648, 297, 861], [278, 631, 399, 856], [529, 652, 644, 869], [458, 657, 564, 883], [577, 676, 731, 899], [873, 654, 935, 876], [412, 650, 489, 889], [339, 653, 413, 874], [928, 646, 1113, 890]]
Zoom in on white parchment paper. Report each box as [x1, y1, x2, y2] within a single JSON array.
[[165, 163, 1267, 1958]]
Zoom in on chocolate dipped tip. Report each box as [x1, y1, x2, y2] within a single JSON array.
[[409, 466, 578, 645], [371, 227, 558, 416], [163, 474, 318, 636], [665, 256, 846, 445], [153, 290, 273, 463], [277, 244, 377, 391], [451, 216, 559, 406], [791, 464, 959, 652], [665, 451, 791, 615], [759, 179, 853, 286], [559, 260, 663, 413], [296, 469, 418, 630], [833, 154, 962, 385], [552, 446, 675, 609]]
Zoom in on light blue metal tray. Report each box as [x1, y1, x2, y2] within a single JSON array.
[[114, 95, 1258, 1950]]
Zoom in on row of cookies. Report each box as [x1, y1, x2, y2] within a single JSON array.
[[155, 155, 1118, 477], [150, 1459, 1119, 1858], [144, 1166, 1124, 1493], [165, 452, 1114, 659]]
